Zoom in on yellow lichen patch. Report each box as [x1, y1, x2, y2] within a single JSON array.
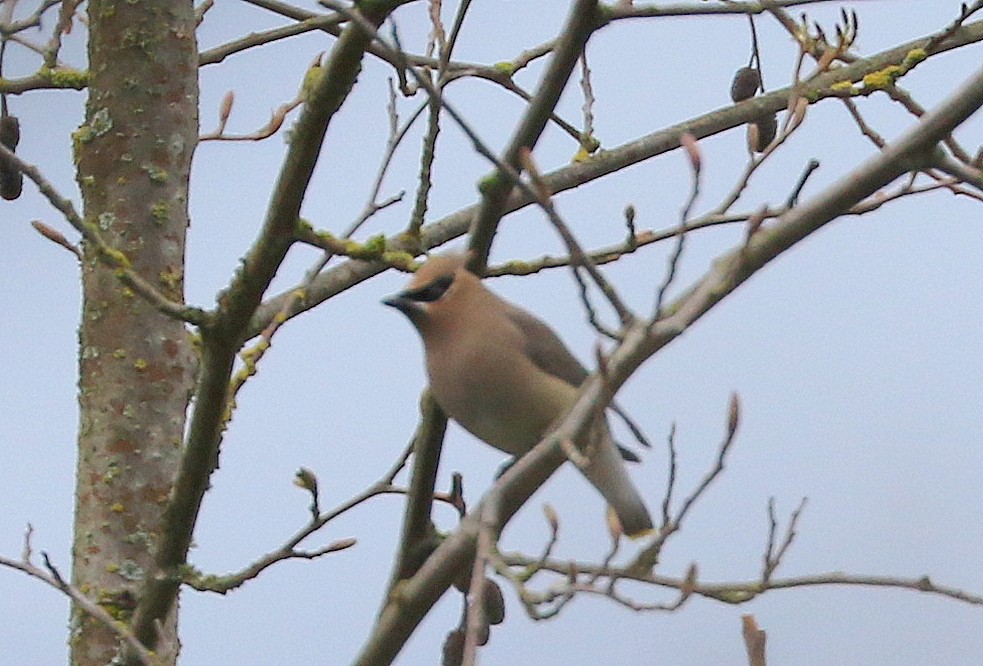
[[477, 172, 502, 195], [221, 396, 236, 428], [300, 58, 325, 102], [38, 66, 90, 88], [103, 461, 121, 484], [496, 259, 536, 276], [343, 234, 387, 260], [862, 65, 903, 90], [571, 145, 594, 163], [714, 589, 757, 604], [99, 246, 132, 269], [313, 230, 345, 252], [109, 502, 126, 513], [150, 200, 170, 224], [143, 164, 168, 183], [580, 134, 601, 154], [382, 251, 415, 271], [902, 48, 928, 69], [158, 269, 182, 291], [97, 591, 136, 621], [241, 340, 270, 365], [492, 61, 516, 78]]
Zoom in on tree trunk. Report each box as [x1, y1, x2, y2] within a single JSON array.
[[72, 2, 198, 664]]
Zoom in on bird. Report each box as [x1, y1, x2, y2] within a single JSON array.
[[384, 252, 654, 537]]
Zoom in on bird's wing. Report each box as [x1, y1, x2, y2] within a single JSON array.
[[504, 305, 588, 387], [505, 304, 645, 463]]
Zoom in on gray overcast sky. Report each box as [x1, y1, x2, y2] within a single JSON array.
[[2, 1, 982, 664]]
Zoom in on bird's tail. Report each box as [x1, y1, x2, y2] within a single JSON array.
[[580, 418, 654, 538]]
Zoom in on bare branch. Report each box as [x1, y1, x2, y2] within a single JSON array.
[[245, 19, 983, 339], [187, 439, 426, 595], [520, 147, 635, 331], [653, 132, 702, 320], [660, 423, 678, 530], [934, 152, 983, 193], [499, 551, 983, 608], [609, 0, 867, 20], [381, 392, 450, 592], [199, 16, 341, 66], [466, 0, 604, 273], [762, 497, 808, 582]]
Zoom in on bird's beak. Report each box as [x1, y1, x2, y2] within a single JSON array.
[[382, 292, 419, 316]]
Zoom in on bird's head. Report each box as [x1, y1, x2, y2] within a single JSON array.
[[383, 252, 475, 330]]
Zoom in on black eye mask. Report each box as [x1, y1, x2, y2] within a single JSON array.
[[406, 274, 454, 302]]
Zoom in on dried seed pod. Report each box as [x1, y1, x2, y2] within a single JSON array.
[[749, 113, 778, 153], [0, 115, 23, 201], [452, 559, 474, 593], [475, 620, 490, 647], [0, 115, 19, 149], [0, 167, 22, 201], [730, 67, 761, 103], [442, 629, 465, 666], [483, 579, 506, 626]]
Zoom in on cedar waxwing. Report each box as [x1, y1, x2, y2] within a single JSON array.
[[384, 253, 654, 537]]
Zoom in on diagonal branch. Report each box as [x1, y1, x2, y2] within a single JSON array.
[[244, 18, 983, 340], [466, 0, 603, 273]]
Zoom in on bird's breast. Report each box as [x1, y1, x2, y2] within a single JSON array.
[[425, 333, 575, 457]]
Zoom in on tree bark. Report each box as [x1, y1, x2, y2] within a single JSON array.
[[72, 2, 198, 664]]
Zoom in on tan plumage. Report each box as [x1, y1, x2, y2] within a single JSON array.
[[384, 253, 654, 537]]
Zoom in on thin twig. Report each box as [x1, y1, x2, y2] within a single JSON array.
[[653, 132, 701, 320], [0, 143, 210, 326], [785, 159, 820, 207], [934, 152, 983, 193], [500, 550, 983, 608], [521, 148, 636, 328], [762, 497, 808, 582], [31, 220, 83, 260], [634, 395, 740, 573], [0, 528, 152, 665], [186, 441, 429, 594], [462, 505, 495, 665], [660, 423, 678, 530]]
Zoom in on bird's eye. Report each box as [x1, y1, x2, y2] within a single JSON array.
[[408, 274, 454, 302]]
